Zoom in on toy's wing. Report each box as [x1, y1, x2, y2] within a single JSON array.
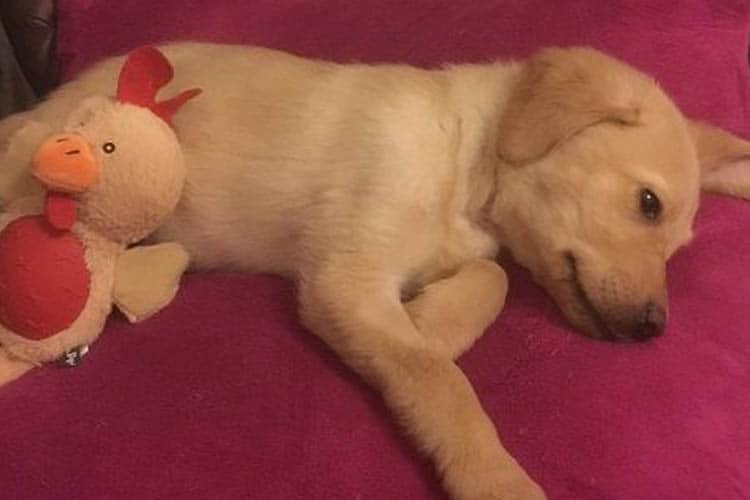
[[113, 243, 190, 323]]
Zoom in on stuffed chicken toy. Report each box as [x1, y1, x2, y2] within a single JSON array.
[[0, 46, 201, 385]]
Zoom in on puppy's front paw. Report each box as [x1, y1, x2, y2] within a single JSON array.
[[444, 463, 546, 500], [474, 475, 546, 500], [497, 476, 547, 500]]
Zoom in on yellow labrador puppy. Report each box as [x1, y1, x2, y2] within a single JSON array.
[[1, 44, 749, 499]]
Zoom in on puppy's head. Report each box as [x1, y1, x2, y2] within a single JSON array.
[[490, 47, 750, 341]]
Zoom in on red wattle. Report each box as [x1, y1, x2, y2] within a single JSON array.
[[44, 192, 78, 231]]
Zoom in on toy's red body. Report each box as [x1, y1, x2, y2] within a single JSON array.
[[0, 215, 90, 340]]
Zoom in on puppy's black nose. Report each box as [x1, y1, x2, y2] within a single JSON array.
[[634, 302, 666, 340]]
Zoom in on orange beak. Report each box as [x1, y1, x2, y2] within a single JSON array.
[[32, 134, 99, 193]]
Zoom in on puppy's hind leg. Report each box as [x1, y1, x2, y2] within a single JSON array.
[[298, 259, 544, 500], [405, 259, 508, 360], [0, 349, 34, 387]]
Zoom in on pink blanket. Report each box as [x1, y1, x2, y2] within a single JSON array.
[[1, 1, 748, 499]]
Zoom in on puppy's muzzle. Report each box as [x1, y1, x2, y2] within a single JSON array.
[[597, 301, 667, 343], [632, 301, 666, 341], [565, 252, 667, 342]]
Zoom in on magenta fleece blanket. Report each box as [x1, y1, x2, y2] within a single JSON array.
[[1, 1, 749, 499]]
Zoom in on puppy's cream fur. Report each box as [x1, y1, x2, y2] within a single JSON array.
[[2, 43, 750, 499]]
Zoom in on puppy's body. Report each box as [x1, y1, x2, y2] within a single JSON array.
[[161, 45, 509, 286], [2, 43, 749, 499]]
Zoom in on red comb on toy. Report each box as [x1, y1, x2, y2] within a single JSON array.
[[116, 46, 202, 125]]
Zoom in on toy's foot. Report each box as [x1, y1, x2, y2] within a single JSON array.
[[0, 349, 34, 387]]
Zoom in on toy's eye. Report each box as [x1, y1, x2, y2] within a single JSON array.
[[102, 142, 116, 154], [639, 188, 662, 221]]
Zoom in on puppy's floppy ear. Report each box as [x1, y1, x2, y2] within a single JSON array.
[[689, 120, 750, 199], [498, 47, 642, 166]]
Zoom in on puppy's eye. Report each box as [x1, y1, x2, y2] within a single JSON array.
[[639, 188, 662, 220], [102, 142, 116, 154]]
